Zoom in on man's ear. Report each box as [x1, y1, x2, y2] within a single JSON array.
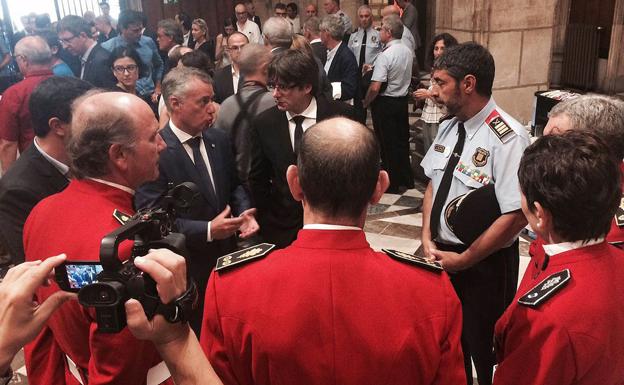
[[369, 170, 390, 205], [286, 164, 304, 202], [48, 117, 66, 138], [462, 74, 477, 95], [533, 201, 552, 232], [108, 143, 130, 172]]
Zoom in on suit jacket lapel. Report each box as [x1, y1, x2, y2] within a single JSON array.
[[29, 146, 69, 192], [162, 125, 217, 210]]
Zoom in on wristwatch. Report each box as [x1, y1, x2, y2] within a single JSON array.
[[157, 281, 198, 323], [0, 367, 12, 385]]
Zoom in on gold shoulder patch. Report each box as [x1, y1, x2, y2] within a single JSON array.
[[215, 243, 276, 271], [113, 209, 132, 225], [382, 249, 443, 272], [485, 110, 515, 143]]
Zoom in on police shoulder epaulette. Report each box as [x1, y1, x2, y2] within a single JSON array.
[[382, 249, 443, 272], [485, 110, 515, 143], [614, 195, 624, 228], [518, 269, 571, 307], [112, 209, 132, 225], [215, 243, 276, 271]]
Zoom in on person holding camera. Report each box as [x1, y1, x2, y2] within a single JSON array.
[[22, 92, 173, 385]]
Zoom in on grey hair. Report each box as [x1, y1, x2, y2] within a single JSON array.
[[319, 14, 345, 41], [15, 36, 51, 65], [263, 16, 293, 48], [382, 14, 403, 40], [69, 95, 137, 179], [358, 4, 372, 14], [303, 16, 321, 35], [162, 66, 213, 111], [158, 18, 184, 45], [549, 94, 624, 159], [238, 43, 271, 77]]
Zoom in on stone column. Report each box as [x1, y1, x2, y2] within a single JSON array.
[[605, 0, 624, 93]]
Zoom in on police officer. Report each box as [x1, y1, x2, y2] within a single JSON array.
[[494, 132, 624, 384], [420, 42, 530, 385], [363, 14, 413, 194], [348, 4, 381, 123]]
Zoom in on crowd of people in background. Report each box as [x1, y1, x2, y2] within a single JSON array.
[[0, 1, 623, 385]]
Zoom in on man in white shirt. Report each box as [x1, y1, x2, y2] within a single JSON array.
[[235, 3, 263, 44]]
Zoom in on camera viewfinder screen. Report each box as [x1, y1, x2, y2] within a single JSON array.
[[66, 264, 103, 289]]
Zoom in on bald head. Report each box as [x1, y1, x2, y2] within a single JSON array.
[[297, 117, 382, 219], [381, 5, 400, 17], [69, 92, 148, 178]]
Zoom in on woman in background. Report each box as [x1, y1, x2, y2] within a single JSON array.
[[215, 18, 236, 68], [192, 18, 216, 63], [412, 32, 458, 153], [109, 46, 155, 114]]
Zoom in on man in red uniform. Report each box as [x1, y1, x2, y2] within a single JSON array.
[[493, 131, 624, 384], [542, 94, 624, 247], [201, 117, 466, 384], [23, 92, 172, 385], [0, 35, 53, 172]]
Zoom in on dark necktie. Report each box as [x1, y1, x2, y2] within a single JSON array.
[[429, 122, 466, 241], [293, 115, 305, 155], [187, 136, 218, 205], [358, 29, 367, 73]]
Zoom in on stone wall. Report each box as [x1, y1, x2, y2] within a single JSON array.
[[435, 0, 559, 124]]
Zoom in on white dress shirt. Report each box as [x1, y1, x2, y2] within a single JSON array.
[[542, 237, 605, 257], [33, 137, 69, 177], [285, 97, 318, 151]]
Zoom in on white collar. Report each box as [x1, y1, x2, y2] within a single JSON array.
[[33, 137, 69, 176], [87, 177, 135, 195], [168, 44, 181, 57], [303, 224, 361, 230], [542, 237, 605, 256], [463, 97, 497, 133], [82, 40, 97, 62], [310, 38, 322, 44], [286, 96, 317, 121], [326, 40, 342, 54], [169, 119, 198, 144]]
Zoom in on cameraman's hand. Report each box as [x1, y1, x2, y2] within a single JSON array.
[[238, 208, 259, 239], [125, 249, 188, 346], [0, 255, 75, 372], [211, 205, 244, 240]]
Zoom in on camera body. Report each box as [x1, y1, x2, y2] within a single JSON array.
[[78, 182, 198, 333]]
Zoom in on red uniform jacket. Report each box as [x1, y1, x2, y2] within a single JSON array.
[[201, 229, 465, 385], [23, 179, 173, 385], [493, 242, 624, 384]]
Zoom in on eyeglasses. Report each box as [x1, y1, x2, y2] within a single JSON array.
[[267, 83, 298, 92], [59, 35, 78, 44], [113, 64, 139, 74], [275, 11, 287, 16]]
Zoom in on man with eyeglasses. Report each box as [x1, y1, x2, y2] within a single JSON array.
[[57, 15, 117, 89], [213, 32, 249, 104], [235, 3, 262, 44], [102, 10, 164, 105], [248, 49, 354, 248], [0, 36, 53, 173]]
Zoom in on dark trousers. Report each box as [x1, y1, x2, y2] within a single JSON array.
[[371, 95, 413, 190], [436, 240, 519, 385]]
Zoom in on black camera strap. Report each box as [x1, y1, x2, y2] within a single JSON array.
[[141, 281, 198, 324]]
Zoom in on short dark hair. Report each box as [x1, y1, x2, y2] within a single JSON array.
[[118, 10, 143, 30], [177, 12, 192, 31], [519, 131, 621, 242], [29, 77, 93, 137], [57, 15, 93, 37], [426, 32, 458, 68], [286, 2, 298, 12], [298, 118, 380, 219], [274, 3, 287, 11], [108, 46, 148, 78], [180, 50, 214, 77], [433, 42, 495, 97], [268, 49, 318, 96], [37, 30, 61, 52]]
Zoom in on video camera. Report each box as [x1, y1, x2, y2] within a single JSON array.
[[76, 182, 200, 333]]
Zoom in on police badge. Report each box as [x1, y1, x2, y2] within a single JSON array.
[[371, 35, 377, 43], [472, 147, 490, 167]]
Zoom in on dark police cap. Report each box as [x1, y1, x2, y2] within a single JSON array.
[[444, 184, 501, 245]]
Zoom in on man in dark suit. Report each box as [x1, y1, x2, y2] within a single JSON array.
[[0, 77, 93, 269], [304, 16, 327, 65], [249, 50, 354, 248], [136, 67, 258, 335], [320, 14, 358, 102], [213, 32, 248, 104], [57, 15, 116, 89]]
